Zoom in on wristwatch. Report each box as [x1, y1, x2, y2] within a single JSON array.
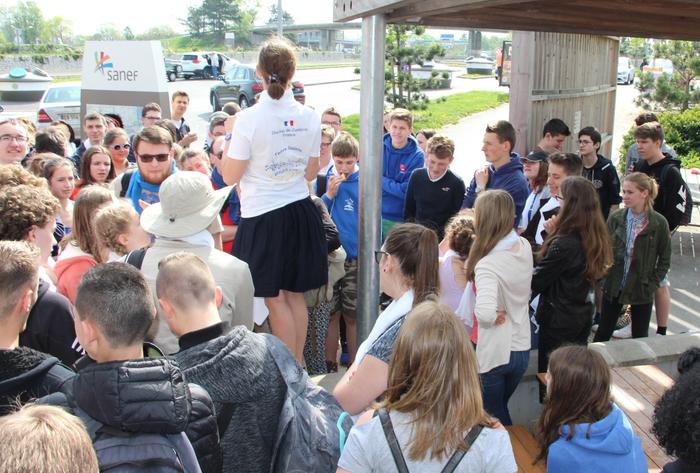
[[224, 132, 232, 141], [475, 185, 483, 193]]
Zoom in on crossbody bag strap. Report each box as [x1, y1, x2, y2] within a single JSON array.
[[378, 409, 410, 473], [439, 425, 484, 473]]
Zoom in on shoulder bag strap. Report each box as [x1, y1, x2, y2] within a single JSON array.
[[378, 408, 410, 473], [439, 425, 484, 473]]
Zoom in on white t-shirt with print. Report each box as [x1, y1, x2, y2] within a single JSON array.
[[227, 89, 321, 218], [534, 196, 561, 245]]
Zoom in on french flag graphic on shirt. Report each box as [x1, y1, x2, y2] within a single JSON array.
[[284, 120, 295, 127]]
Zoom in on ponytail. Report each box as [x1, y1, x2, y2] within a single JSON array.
[[257, 36, 296, 101], [384, 223, 439, 306]]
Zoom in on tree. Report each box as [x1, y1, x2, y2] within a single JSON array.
[[41, 16, 74, 45], [182, 0, 257, 44], [385, 24, 446, 110], [619, 37, 652, 60], [138, 25, 177, 40], [636, 40, 700, 111], [93, 23, 123, 41], [267, 5, 294, 25], [4, 0, 44, 44]]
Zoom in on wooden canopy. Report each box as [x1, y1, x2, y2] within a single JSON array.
[[333, 0, 700, 41]]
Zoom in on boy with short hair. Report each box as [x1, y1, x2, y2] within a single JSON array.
[[404, 134, 465, 239], [534, 118, 571, 152], [320, 131, 360, 367], [578, 126, 621, 220], [382, 108, 424, 234]]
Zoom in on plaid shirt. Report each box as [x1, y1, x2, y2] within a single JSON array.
[[621, 209, 649, 290]]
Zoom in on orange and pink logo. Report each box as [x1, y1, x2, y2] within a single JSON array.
[[94, 51, 113, 74]]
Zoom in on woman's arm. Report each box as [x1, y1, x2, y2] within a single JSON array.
[[474, 268, 500, 326], [221, 115, 249, 185], [333, 355, 388, 415], [305, 156, 320, 182]]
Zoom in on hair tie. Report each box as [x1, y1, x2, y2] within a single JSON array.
[[269, 73, 279, 84]]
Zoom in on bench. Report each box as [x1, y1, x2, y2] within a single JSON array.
[[537, 364, 674, 473], [506, 425, 546, 473]]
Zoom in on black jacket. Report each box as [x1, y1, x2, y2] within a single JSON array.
[[582, 154, 622, 220], [45, 356, 221, 473], [20, 280, 83, 365], [532, 233, 595, 340], [634, 154, 689, 232], [0, 346, 74, 415]]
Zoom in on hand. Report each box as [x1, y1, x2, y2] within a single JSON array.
[[326, 175, 344, 199], [495, 310, 507, 325], [180, 131, 198, 147], [138, 199, 150, 210], [475, 166, 489, 189], [224, 115, 237, 133], [543, 214, 559, 234]]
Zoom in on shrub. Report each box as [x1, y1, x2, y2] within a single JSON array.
[[618, 108, 700, 171]]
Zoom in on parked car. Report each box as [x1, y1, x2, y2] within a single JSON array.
[[181, 52, 238, 80], [465, 56, 495, 75], [165, 58, 183, 82], [617, 56, 635, 85], [210, 64, 305, 111], [36, 83, 81, 139], [643, 58, 674, 78]]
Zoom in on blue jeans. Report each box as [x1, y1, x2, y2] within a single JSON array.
[[480, 350, 529, 426]]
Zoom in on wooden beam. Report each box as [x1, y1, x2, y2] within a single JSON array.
[[387, 0, 533, 22]]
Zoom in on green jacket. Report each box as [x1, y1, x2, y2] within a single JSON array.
[[603, 208, 671, 305]]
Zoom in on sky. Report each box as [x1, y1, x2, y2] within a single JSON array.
[[24, 0, 337, 36]]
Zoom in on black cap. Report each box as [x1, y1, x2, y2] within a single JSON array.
[[523, 150, 549, 162]]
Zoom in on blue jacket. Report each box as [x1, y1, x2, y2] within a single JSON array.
[[462, 153, 529, 223], [320, 166, 360, 260], [382, 134, 424, 222], [547, 403, 647, 473]]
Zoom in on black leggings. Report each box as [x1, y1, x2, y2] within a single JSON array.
[[593, 295, 653, 342]]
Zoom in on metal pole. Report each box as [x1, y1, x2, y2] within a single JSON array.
[[277, 0, 283, 37], [357, 14, 386, 342]]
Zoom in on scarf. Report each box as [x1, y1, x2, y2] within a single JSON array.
[[126, 161, 177, 214], [354, 290, 414, 367]]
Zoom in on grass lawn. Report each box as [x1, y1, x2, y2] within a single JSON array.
[[342, 90, 509, 139]]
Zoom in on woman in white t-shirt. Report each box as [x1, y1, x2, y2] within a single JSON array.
[[337, 300, 517, 473], [222, 38, 326, 362]]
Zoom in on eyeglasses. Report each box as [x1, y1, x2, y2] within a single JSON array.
[[138, 153, 170, 163], [320, 142, 332, 148], [0, 134, 28, 143], [322, 121, 340, 127], [144, 115, 161, 120], [374, 250, 389, 264], [111, 143, 131, 151]]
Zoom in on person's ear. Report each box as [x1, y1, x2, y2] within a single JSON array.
[[75, 316, 99, 355], [117, 233, 129, 250], [19, 287, 34, 314], [214, 286, 223, 309], [25, 225, 38, 244], [158, 297, 175, 320]]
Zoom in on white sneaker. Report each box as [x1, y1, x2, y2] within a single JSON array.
[[613, 324, 633, 339], [591, 324, 599, 332]]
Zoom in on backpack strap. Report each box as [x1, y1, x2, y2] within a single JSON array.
[[377, 408, 410, 473], [125, 247, 148, 270], [316, 173, 328, 197], [217, 402, 235, 437], [439, 425, 484, 473], [119, 169, 135, 198]]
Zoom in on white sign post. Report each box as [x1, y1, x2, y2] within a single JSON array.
[[81, 41, 171, 136]]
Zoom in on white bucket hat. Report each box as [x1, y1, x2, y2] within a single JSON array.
[[141, 171, 232, 238]]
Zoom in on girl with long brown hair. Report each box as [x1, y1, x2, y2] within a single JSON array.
[[334, 223, 439, 415], [55, 186, 114, 303], [532, 176, 612, 375], [337, 300, 517, 472], [71, 146, 115, 198], [466, 190, 533, 426], [593, 173, 671, 341], [535, 345, 646, 472]]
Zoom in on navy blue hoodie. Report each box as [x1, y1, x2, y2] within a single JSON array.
[[547, 403, 647, 473], [462, 153, 529, 223], [382, 134, 424, 222]]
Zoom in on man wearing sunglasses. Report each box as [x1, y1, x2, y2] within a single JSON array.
[[111, 126, 176, 214]]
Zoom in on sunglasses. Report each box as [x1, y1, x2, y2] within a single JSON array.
[[374, 250, 389, 264], [138, 153, 170, 163], [111, 143, 131, 151]]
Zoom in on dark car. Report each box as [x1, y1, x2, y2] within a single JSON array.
[[209, 64, 305, 111], [165, 58, 183, 82]]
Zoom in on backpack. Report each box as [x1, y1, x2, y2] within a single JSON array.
[[660, 165, 694, 226], [376, 408, 483, 473], [70, 402, 202, 473], [266, 335, 353, 473]]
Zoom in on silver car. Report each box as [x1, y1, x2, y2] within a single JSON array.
[[36, 83, 81, 138]]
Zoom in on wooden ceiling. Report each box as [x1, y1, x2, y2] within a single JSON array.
[[333, 0, 700, 41]]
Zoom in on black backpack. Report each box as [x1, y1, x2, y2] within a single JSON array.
[[660, 165, 694, 226]]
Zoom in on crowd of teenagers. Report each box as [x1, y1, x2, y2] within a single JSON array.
[[0, 35, 698, 473]]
